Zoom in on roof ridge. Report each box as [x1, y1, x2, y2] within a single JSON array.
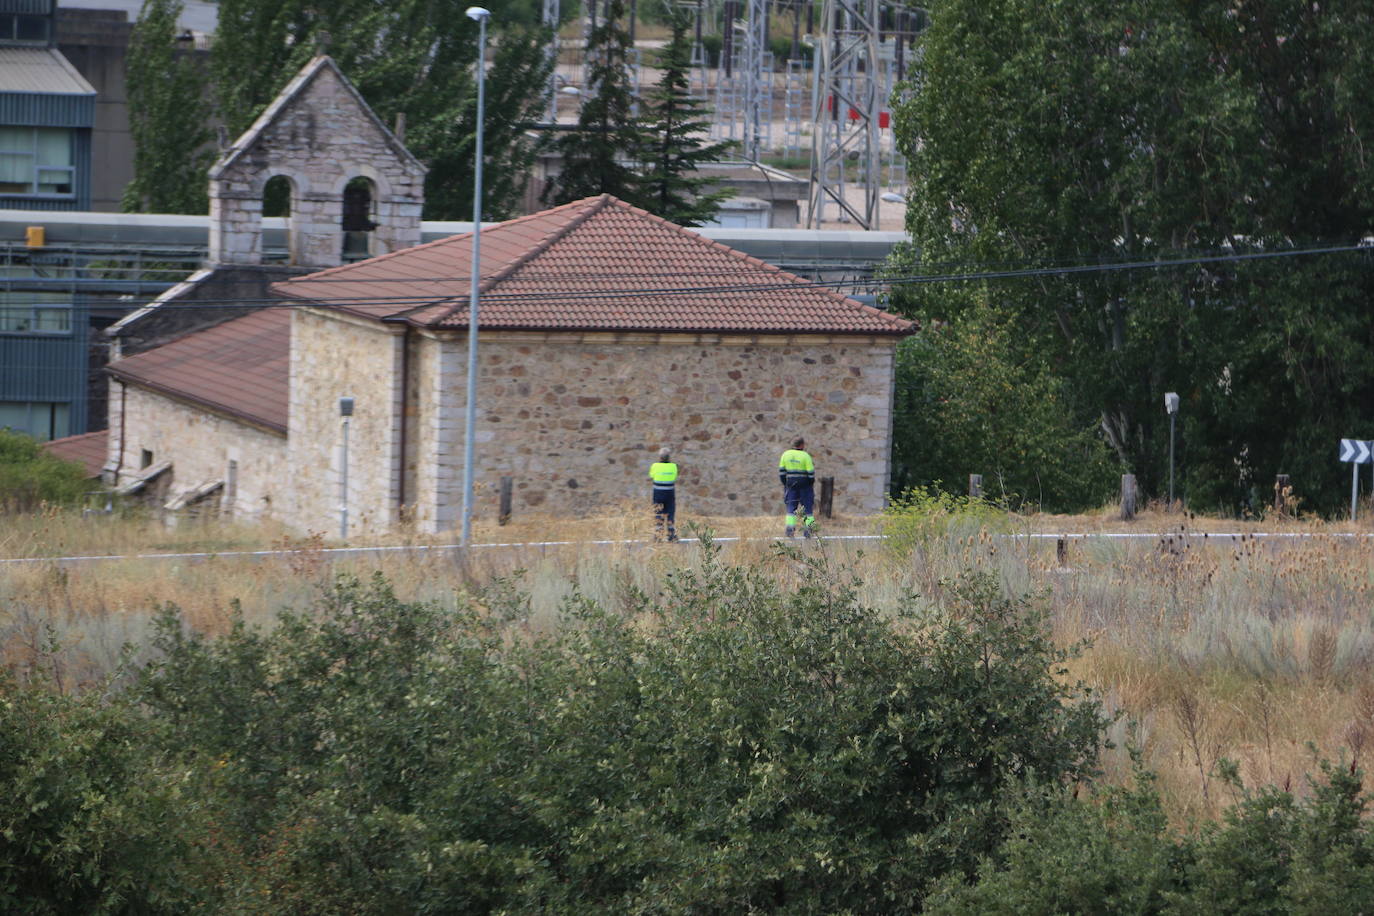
[[596, 197, 909, 327], [424, 195, 610, 327], [275, 195, 606, 295]]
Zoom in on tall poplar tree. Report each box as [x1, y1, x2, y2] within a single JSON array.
[[635, 10, 733, 226], [122, 0, 212, 213]]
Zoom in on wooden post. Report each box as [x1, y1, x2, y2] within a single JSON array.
[[969, 474, 983, 500], [1056, 537, 1067, 567], [819, 476, 834, 518], [1120, 474, 1137, 521], [1274, 474, 1291, 515], [498, 476, 512, 526]]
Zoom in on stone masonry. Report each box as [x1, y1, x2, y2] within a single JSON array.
[[108, 383, 287, 520], [286, 308, 405, 536], [393, 330, 897, 532], [208, 56, 426, 268]]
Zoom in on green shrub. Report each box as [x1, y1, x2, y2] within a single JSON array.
[[925, 766, 1185, 915], [926, 756, 1374, 914], [132, 546, 1105, 910], [0, 672, 201, 914], [882, 484, 1011, 556], [701, 32, 722, 67], [0, 429, 96, 511]]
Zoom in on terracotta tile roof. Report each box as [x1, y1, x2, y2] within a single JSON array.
[[106, 309, 290, 434], [42, 430, 107, 478], [275, 195, 914, 336]]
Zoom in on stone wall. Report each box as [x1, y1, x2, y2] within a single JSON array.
[[107, 382, 287, 520], [209, 60, 425, 268], [404, 330, 898, 532], [286, 309, 405, 536]]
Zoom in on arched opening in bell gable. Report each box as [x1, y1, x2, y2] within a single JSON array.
[[342, 176, 378, 262], [261, 174, 297, 263]]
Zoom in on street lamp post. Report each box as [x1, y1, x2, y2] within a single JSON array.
[[1164, 392, 1180, 509], [461, 6, 490, 547], [339, 396, 354, 540]]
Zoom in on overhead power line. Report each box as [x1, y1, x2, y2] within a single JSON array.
[[21, 241, 1370, 314]]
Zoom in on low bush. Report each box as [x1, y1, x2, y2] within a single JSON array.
[[881, 484, 1012, 556], [0, 429, 96, 511], [927, 757, 1374, 914]]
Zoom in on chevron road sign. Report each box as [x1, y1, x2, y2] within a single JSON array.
[[1341, 438, 1374, 520], [1341, 439, 1373, 463]]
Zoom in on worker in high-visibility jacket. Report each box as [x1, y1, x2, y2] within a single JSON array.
[[778, 436, 816, 538], [649, 448, 679, 541]]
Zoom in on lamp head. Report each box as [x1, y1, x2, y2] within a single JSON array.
[[466, 6, 490, 21], [1164, 392, 1180, 415]]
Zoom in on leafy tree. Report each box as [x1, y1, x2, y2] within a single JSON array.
[[546, 0, 645, 206], [890, 0, 1374, 514], [634, 9, 733, 226], [890, 302, 1118, 510], [122, 0, 212, 213], [208, 0, 551, 220]]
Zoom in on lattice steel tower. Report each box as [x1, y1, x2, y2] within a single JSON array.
[[808, 0, 881, 228]]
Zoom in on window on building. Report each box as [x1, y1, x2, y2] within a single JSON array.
[[140, 448, 153, 469], [0, 401, 70, 442], [0, 14, 51, 44], [0, 291, 71, 333], [0, 128, 74, 198]]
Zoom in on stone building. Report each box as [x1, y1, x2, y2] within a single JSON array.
[[104, 195, 914, 534], [105, 54, 426, 365]]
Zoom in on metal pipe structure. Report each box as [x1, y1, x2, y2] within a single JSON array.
[[462, 6, 491, 547]]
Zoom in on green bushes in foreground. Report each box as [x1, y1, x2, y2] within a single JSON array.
[[3, 541, 1103, 912], [5, 539, 1374, 912]]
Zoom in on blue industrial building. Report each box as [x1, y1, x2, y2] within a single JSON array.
[[0, 0, 97, 440]]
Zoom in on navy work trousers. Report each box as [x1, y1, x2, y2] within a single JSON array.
[[783, 481, 815, 518], [652, 491, 676, 539]]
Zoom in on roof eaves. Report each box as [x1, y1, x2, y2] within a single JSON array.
[[106, 368, 288, 436]]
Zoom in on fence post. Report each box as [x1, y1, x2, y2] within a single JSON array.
[[1056, 537, 1067, 567], [1274, 474, 1291, 515], [1120, 474, 1137, 521], [968, 474, 983, 500], [498, 476, 512, 526], [819, 476, 834, 518]]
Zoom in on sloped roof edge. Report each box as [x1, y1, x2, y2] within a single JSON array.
[[208, 55, 426, 180]]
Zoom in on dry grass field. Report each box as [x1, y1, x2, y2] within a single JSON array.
[[3, 499, 1373, 827]]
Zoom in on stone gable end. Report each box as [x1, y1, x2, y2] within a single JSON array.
[[209, 57, 426, 269]]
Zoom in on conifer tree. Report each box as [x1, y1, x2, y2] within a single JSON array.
[[546, 0, 644, 206], [122, 0, 212, 213], [635, 10, 733, 226]]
